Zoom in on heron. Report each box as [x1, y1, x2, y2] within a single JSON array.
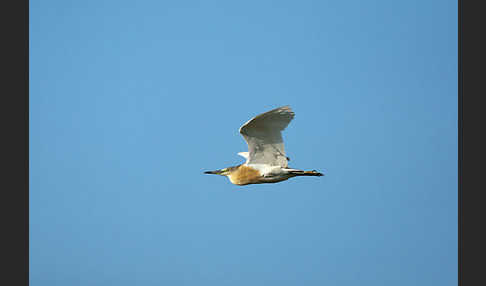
[[204, 105, 324, 186]]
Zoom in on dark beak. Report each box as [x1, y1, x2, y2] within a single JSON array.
[[204, 170, 220, 174]]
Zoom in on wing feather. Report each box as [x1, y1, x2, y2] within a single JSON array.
[[239, 106, 295, 167]]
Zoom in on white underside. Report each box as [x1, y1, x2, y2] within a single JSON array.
[[246, 163, 300, 181]]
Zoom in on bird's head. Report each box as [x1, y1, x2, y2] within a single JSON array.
[[204, 166, 237, 176]]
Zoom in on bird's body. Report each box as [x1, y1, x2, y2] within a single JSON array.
[[204, 106, 324, 186]]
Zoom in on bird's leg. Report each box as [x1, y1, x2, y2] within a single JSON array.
[[302, 170, 324, 176], [285, 169, 324, 177]]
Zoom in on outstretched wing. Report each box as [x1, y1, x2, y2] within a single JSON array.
[[239, 105, 295, 167]]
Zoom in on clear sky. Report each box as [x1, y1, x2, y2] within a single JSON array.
[[30, 0, 457, 285]]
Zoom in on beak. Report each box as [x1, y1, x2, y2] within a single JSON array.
[[204, 170, 221, 175]]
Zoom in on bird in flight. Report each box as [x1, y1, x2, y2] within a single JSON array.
[[204, 105, 324, 186]]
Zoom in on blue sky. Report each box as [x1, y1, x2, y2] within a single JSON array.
[[30, 0, 457, 285]]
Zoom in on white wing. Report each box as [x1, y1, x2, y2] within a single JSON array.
[[239, 105, 294, 167]]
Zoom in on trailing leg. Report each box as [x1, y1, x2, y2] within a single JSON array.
[[285, 169, 324, 177]]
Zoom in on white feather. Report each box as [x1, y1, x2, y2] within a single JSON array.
[[237, 152, 249, 163]]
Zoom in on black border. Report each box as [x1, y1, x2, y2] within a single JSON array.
[[1, 0, 29, 285], [460, 0, 485, 285]]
